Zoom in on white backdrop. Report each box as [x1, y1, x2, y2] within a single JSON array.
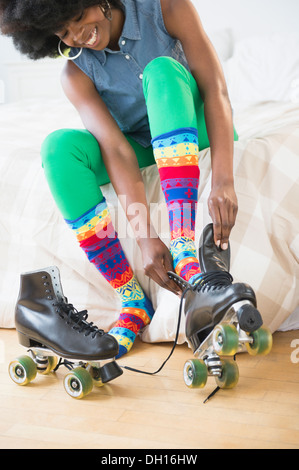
[[193, 0, 299, 39], [0, 0, 299, 102]]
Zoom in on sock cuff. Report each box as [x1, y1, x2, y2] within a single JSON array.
[[151, 127, 198, 146], [65, 197, 107, 228]]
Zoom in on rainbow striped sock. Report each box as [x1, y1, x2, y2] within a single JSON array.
[[152, 127, 201, 284], [66, 198, 154, 358]]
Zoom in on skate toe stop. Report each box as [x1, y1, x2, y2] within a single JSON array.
[[237, 304, 263, 332]]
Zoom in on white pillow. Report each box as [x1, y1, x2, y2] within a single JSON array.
[[223, 33, 299, 106]]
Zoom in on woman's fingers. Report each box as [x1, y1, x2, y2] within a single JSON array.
[[208, 186, 238, 249], [140, 237, 181, 295]]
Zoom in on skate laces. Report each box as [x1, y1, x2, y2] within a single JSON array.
[[192, 271, 233, 292], [121, 284, 190, 376], [54, 299, 104, 338]]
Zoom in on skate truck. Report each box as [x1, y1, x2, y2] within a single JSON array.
[[8, 266, 123, 399], [168, 224, 273, 400]]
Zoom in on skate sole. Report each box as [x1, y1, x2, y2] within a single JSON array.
[[16, 330, 119, 362]]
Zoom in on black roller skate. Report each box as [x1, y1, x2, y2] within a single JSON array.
[[8, 266, 123, 399], [168, 224, 272, 394]]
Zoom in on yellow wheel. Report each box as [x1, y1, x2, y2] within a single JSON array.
[[36, 355, 58, 375], [213, 324, 239, 356], [8, 355, 37, 386], [246, 327, 273, 356], [63, 367, 93, 399], [215, 359, 239, 389], [86, 362, 104, 387], [183, 359, 208, 388]]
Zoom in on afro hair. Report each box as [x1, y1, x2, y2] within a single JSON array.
[[0, 0, 124, 59]]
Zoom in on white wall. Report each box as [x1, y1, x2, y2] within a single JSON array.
[[0, 0, 299, 102], [194, 0, 299, 38], [0, 35, 64, 103]]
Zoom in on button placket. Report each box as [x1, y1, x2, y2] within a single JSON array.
[[120, 49, 144, 82]]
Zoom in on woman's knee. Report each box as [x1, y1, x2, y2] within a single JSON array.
[[143, 57, 191, 106], [41, 129, 75, 169], [144, 56, 176, 75], [41, 128, 98, 171], [143, 57, 188, 87]]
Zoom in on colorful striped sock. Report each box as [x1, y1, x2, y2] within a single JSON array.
[[65, 197, 154, 358], [152, 127, 202, 284]]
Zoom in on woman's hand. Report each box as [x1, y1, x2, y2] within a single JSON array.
[[137, 236, 182, 296], [208, 181, 238, 250]]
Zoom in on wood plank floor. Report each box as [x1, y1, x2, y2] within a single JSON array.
[[1, 328, 299, 449]]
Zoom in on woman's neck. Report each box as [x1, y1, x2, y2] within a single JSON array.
[[108, 8, 125, 50]]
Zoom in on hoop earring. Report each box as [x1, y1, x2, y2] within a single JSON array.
[[100, 0, 112, 21], [58, 40, 83, 60]]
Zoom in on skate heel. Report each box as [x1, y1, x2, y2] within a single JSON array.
[[17, 331, 44, 349], [236, 303, 263, 332]]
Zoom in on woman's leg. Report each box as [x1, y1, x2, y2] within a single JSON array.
[[143, 57, 202, 283], [41, 129, 154, 357], [143, 56, 238, 283]]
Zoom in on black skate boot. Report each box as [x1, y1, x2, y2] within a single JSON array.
[[186, 223, 264, 345], [168, 224, 272, 393], [9, 266, 123, 398], [198, 223, 230, 272]]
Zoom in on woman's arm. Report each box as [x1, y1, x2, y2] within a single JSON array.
[[161, 0, 238, 249], [61, 62, 181, 294]]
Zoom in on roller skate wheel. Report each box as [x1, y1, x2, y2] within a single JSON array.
[[36, 355, 58, 375], [8, 355, 37, 386], [215, 358, 239, 389], [86, 363, 104, 387], [63, 367, 93, 399], [246, 327, 273, 356], [183, 359, 208, 388], [212, 324, 239, 356]]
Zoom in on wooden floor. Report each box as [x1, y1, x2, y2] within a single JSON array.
[[1, 328, 299, 449]]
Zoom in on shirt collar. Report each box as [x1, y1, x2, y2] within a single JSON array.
[[94, 0, 141, 65]]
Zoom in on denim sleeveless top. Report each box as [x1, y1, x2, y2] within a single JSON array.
[[73, 0, 189, 147]]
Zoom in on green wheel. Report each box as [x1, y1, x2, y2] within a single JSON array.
[[246, 327, 273, 356], [63, 367, 93, 399], [183, 359, 208, 388], [215, 359, 239, 389], [8, 355, 37, 385], [212, 324, 239, 356]]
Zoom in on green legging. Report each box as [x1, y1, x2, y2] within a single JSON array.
[[41, 57, 238, 220]]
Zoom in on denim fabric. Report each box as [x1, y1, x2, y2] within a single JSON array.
[[72, 0, 189, 147]]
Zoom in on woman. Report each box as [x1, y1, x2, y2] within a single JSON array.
[[0, 0, 238, 357]]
